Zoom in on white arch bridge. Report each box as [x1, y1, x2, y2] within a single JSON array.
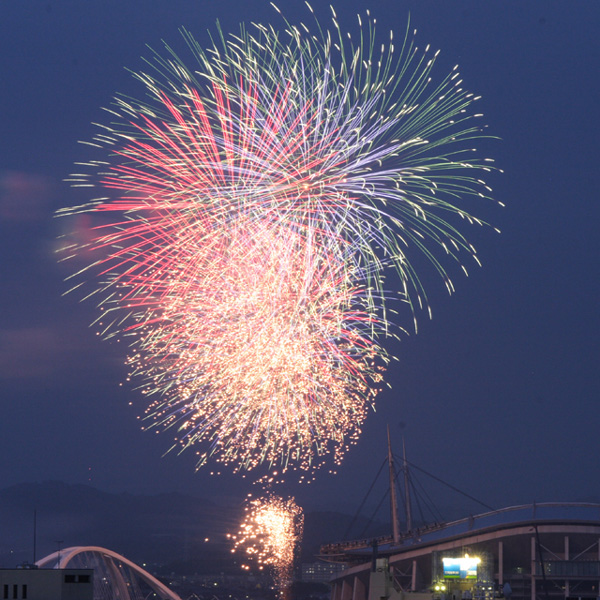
[[36, 546, 182, 600]]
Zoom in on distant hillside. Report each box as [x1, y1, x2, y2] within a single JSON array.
[[0, 481, 234, 567], [0, 481, 387, 571]]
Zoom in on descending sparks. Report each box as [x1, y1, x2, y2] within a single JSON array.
[[127, 218, 386, 471], [57, 5, 497, 474], [230, 494, 304, 596]]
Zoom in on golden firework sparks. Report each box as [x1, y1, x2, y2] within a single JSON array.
[[229, 494, 304, 595]]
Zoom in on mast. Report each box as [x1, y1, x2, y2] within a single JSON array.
[[402, 437, 413, 532], [33, 509, 37, 564], [387, 426, 400, 545]]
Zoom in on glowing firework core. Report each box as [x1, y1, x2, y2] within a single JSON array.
[[230, 495, 304, 594]]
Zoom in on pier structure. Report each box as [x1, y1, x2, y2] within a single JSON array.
[[322, 503, 600, 600]]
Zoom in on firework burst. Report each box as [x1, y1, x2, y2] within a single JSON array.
[[229, 494, 304, 595], [58, 4, 498, 473], [125, 217, 386, 470]]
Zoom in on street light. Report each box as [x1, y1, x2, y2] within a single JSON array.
[[55, 540, 64, 568]]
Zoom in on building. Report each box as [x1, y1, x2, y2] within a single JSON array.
[[321, 503, 600, 600], [0, 567, 93, 600], [303, 561, 347, 584]]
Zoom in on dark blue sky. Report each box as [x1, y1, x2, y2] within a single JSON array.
[[0, 0, 598, 518]]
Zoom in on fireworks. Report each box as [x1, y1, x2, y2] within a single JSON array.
[[230, 494, 304, 594], [58, 5, 497, 473], [126, 216, 386, 471]]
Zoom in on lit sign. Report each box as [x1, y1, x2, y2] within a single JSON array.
[[442, 555, 481, 579]]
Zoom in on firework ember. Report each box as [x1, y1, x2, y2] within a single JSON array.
[[58, 4, 498, 473]]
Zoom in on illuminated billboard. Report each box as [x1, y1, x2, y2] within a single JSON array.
[[442, 556, 480, 579]]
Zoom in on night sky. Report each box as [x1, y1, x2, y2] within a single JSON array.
[[0, 1, 598, 519]]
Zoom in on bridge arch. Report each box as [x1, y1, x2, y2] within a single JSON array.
[[36, 545, 181, 600]]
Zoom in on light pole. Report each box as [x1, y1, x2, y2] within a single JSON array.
[[55, 540, 64, 568]]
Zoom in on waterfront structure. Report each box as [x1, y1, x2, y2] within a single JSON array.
[[321, 503, 600, 600], [36, 546, 181, 600]]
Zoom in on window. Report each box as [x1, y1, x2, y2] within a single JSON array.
[[64, 574, 76, 583], [3, 584, 7, 600], [21, 586, 26, 600], [12, 585, 16, 600], [78, 575, 91, 583]]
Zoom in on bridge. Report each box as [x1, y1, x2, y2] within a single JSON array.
[[36, 545, 181, 600]]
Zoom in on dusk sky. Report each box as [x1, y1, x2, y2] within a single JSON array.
[[0, 0, 598, 519]]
